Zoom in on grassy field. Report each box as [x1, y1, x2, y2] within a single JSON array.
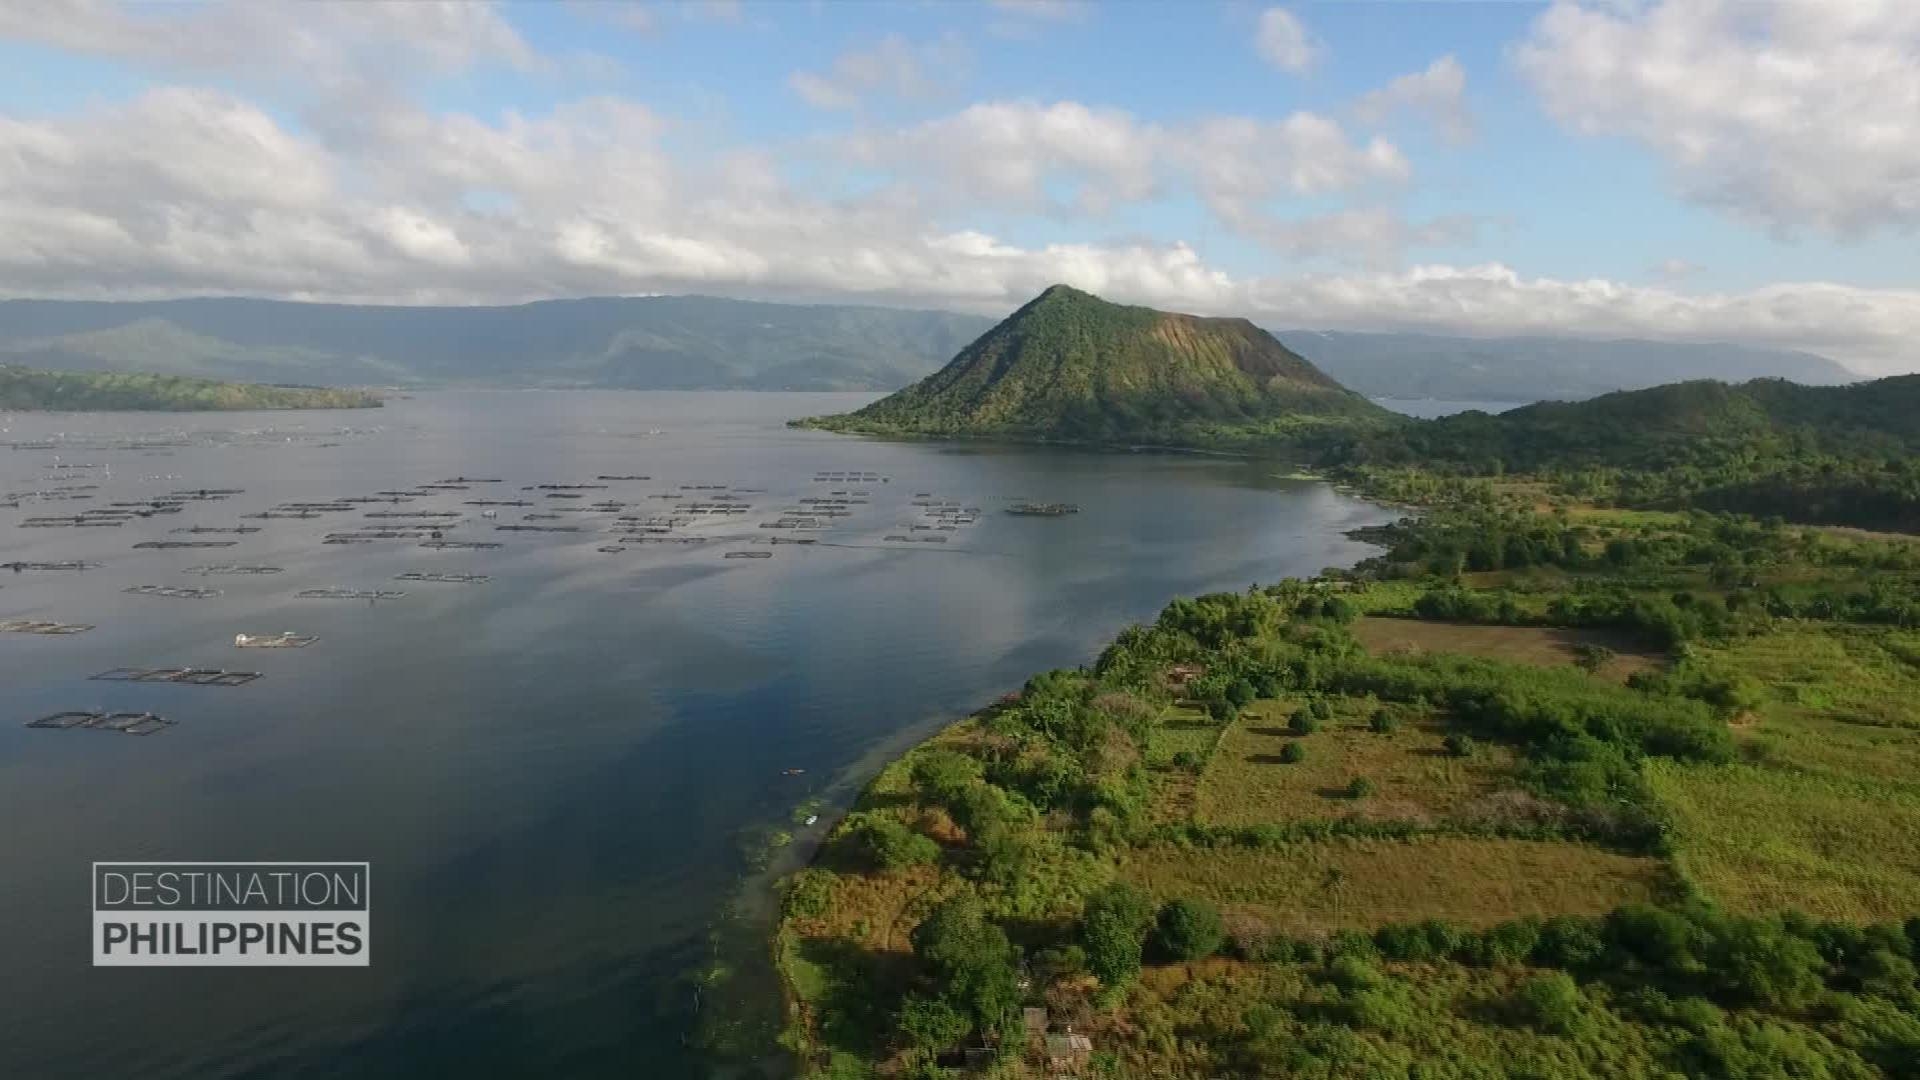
[[1702, 624, 1920, 730], [1120, 836, 1669, 935], [1195, 700, 1519, 828], [1650, 756, 1920, 921], [1350, 616, 1660, 681]]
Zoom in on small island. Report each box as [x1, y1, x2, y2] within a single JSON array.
[[0, 364, 382, 412]]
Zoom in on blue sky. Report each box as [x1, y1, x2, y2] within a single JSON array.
[[0, 1, 1915, 372]]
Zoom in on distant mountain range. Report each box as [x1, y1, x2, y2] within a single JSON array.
[[1275, 330, 1856, 402], [801, 285, 1394, 446], [0, 296, 992, 392], [0, 295, 1861, 400]]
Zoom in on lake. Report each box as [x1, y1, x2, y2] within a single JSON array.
[[0, 391, 1394, 1079]]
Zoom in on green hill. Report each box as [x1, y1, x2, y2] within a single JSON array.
[[0, 365, 382, 411], [1337, 376, 1920, 532], [801, 285, 1396, 446]]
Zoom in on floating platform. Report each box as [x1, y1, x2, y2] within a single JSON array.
[[724, 550, 773, 559], [1005, 503, 1080, 516], [465, 499, 533, 507], [366, 510, 462, 519], [597, 475, 650, 481], [91, 667, 262, 687], [135, 540, 238, 549], [297, 588, 407, 600], [125, 585, 221, 599], [27, 710, 174, 736], [439, 476, 502, 484], [243, 510, 321, 519], [394, 572, 489, 584], [235, 632, 317, 649], [496, 524, 581, 532], [185, 565, 283, 575], [525, 483, 607, 491], [419, 540, 501, 550], [171, 526, 261, 535], [0, 618, 92, 634], [4, 561, 101, 572]]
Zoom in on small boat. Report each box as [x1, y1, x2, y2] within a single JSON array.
[[804, 815, 819, 827], [782, 768, 806, 776]]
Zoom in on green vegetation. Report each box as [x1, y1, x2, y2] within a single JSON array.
[[0, 364, 380, 411], [1329, 375, 1920, 533], [798, 285, 1396, 448], [773, 481, 1920, 1077]]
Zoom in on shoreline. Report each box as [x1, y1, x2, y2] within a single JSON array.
[[743, 473, 1403, 1076]]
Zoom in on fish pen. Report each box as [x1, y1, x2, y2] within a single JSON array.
[[495, 524, 582, 532], [0, 618, 93, 634], [134, 540, 239, 549], [185, 565, 283, 575], [243, 510, 321, 519], [419, 540, 501, 550], [124, 585, 222, 599], [1005, 502, 1081, 516], [439, 477, 502, 484], [365, 510, 462, 519], [465, 499, 533, 507], [597, 475, 650, 481], [91, 667, 263, 687], [296, 588, 408, 600], [171, 526, 262, 535], [394, 572, 490, 584], [164, 488, 242, 500], [620, 536, 707, 545], [525, 483, 608, 491], [4, 560, 102, 572], [235, 632, 317, 648], [26, 710, 175, 736], [725, 550, 774, 559]]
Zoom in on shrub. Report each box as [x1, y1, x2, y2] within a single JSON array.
[[849, 816, 940, 871], [1344, 776, 1375, 799], [1082, 883, 1156, 987], [1280, 742, 1306, 764], [782, 868, 837, 919], [1512, 972, 1588, 1035], [1289, 710, 1321, 736], [898, 994, 970, 1051], [1443, 732, 1477, 758], [1369, 708, 1401, 734], [1226, 679, 1257, 708], [1153, 898, 1227, 962], [1572, 643, 1617, 674]]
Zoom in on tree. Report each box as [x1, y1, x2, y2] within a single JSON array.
[[1289, 709, 1320, 736], [848, 816, 940, 871], [1082, 883, 1156, 986], [898, 994, 970, 1052], [1344, 776, 1375, 799], [910, 898, 1022, 1042], [1280, 741, 1306, 764], [1153, 898, 1226, 962]]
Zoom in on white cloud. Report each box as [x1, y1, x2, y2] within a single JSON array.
[[2, 85, 1914, 373], [987, 0, 1090, 22], [0, 0, 540, 91], [1516, 0, 1920, 235], [1354, 56, 1473, 144], [840, 101, 1407, 230], [1254, 7, 1320, 75], [789, 34, 968, 110]]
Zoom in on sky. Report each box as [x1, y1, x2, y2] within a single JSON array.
[[0, 0, 1915, 373]]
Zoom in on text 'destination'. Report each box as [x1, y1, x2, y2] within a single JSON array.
[[92, 862, 370, 967]]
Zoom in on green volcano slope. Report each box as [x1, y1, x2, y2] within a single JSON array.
[[801, 285, 1398, 448]]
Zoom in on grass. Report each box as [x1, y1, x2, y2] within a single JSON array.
[[1700, 624, 1920, 730], [1119, 836, 1669, 936], [1194, 700, 1519, 828], [1650, 757, 1920, 921], [1351, 616, 1661, 682]]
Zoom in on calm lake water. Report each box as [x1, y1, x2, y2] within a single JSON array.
[[0, 391, 1392, 1079]]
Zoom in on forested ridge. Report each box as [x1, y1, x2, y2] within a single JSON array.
[[0, 364, 381, 411]]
